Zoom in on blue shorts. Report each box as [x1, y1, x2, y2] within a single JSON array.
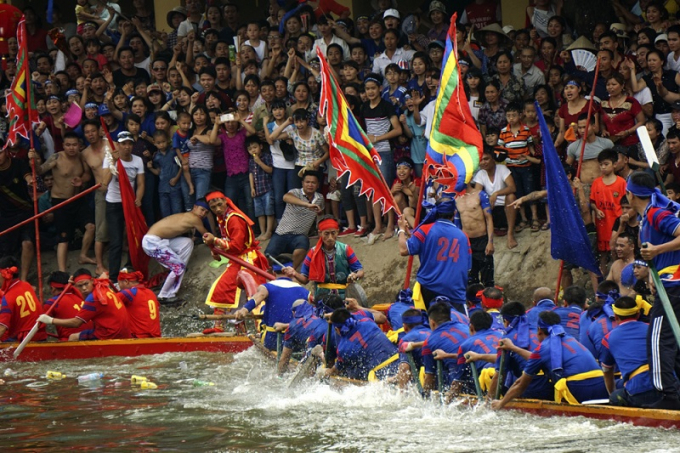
[[78, 329, 98, 341], [265, 233, 309, 256], [253, 191, 275, 217]]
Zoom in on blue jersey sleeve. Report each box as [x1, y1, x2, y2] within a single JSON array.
[[600, 333, 615, 368], [523, 344, 545, 376], [479, 191, 491, 212]]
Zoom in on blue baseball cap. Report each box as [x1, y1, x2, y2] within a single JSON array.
[[98, 103, 111, 116]]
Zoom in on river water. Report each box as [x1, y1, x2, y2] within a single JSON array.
[[2, 345, 680, 452]]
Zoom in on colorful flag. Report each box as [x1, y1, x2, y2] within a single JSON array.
[[536, 102, 601, 276], [423, 15, 483, 194], [101, 118, 150, 279], [317, 48, 399, 215], [4, 16, 39, 148]]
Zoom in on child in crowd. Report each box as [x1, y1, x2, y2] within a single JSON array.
[[667, 182, 680, 201], [247, 136, 275, 241], [263, 100, 296, 221], [392, 157, 419, 228], [382, 63, 407, 115], [342, 60, 362, 85], [173, 111, 194, 210], [245, 21, 266, 62], [401, 94, 427, 177], [498, 102, 538, 232], [148, 131, 183, 218], [523, 100, 549, 230], [590, 149, 628, 276]]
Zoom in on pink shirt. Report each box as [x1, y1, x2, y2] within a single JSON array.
[[218, 128, 249, 176]]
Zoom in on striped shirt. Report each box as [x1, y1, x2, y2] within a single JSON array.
[[275, 188, 325, 235], [361, 99, 396, 154], [498, 124, 533, 167], [187, 129, 215, 170]]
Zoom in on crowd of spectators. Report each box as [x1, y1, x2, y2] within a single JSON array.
[[0, 0, 678, 295]]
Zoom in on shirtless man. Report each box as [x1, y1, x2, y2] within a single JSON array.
[[566, 114, 614, 188], [458, 182, 494, 287], [606, 231, 636, 292], [142, 199, 209, 302], [80, 119, 110, 274], [29, 132, 94, 272]]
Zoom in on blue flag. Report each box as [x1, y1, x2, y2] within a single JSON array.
[[536, 101, 601, 276]]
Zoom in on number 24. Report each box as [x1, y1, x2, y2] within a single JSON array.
[[436, 237, 460, 262]]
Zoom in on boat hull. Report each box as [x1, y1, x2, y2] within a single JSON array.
[[0, 336, 254, 362]]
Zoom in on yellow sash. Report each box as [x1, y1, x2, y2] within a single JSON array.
[[479, 367, 495, 393], [554, 369, 604, 405], [318, 283, 348, 290], [260, 324, 277, 341], [413, 282, 426, 311], [367, 353, 399, 382], [627, 364, 650, 382], [386, 327, 404, 343]]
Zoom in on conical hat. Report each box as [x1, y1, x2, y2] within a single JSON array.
[[566, 36, 597, 52], [474, 23, 513, 49]]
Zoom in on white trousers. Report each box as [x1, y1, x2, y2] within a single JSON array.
[[142, 234, 194, 298]]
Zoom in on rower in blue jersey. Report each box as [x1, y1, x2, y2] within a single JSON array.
[[479, 286, 505, 332], [627, 171, 680, 409], [235, 256, 309, 351], [583, 281, 619, 362], [277, 299, 328, 375], [421, 302, 470, 394], [492, 311, 608, 410], [553, 285, 586, 338], [526, 287, 556, 331], [324, 308, 399, 381], [387, 288, 415, 332], [451, 311, 502, 395], [602, 296, 662, 407], [396, 308, 431, 389]]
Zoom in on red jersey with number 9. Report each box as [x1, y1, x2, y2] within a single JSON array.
[[117, 285, 161, 338], [0, 280, 46, 342], [76, 289, 131, 340]]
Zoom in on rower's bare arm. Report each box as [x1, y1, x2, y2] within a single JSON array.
[[491, 372, 532, 410]]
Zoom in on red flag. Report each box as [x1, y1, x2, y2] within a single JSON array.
[[101, 118, 150, 279], [5, 16, 39, 148]]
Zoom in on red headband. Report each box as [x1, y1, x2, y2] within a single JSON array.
[[49, 282, 67, 289], [318, 218, 340, 232], [477, 289, 503, 309], [118, 270, 144, 282], [74, 274, 93, 283], [0, 266, 18, 280], [206, 191, 227, 202]]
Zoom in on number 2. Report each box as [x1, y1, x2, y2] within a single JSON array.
[[436, 237, 460, 262]]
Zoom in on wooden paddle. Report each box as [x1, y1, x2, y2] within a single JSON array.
[[191, 313, 263, 321], [289, 345, 323, 388], [467, 356, 484, 400], [14, 283, 73, 359], [406, 351, 424, 394], [495, 350, 507, 400]]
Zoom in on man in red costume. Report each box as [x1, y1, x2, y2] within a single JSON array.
[[116, 267, 161, 338], [202, 191, 268, 334], [37, 268, 131, 341], [0, 256, 46, 342], [44, 271, 92, 341]]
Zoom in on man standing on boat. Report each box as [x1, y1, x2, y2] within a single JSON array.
[[398, 198, 472, 313], [142, 199, 210, 304], [202, 191, 269, 334], [44, 271, 91, 341], [234, 256, 309, 351], [284, 216, 364, 299], [627, 171, 680, 410], [116, 268, 161, 338], [37, 268, 131, 341], [0, 257, 46, 342], [492, 311, 608, 410]]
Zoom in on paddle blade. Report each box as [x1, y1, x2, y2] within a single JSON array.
[[13, 321, 40, 358], [289, 345, 322, 388]]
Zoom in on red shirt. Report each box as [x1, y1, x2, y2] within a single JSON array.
[[0, 280, 46, 342], [590, 176, 627, 252], [464, 1, 501, 29], [76, 287, 131, 340], [117, 285, 161, 338], [44, 290, 92, 341]]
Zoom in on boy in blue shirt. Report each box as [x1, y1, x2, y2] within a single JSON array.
[[148, 131, 182, 218]]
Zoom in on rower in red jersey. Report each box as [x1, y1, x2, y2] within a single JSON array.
[[37, 268, 131, 341], [116, 268, 161, 338], [44, 271, 92, 341], [202, 191, 268, 333], [0, 257, 46, 342]]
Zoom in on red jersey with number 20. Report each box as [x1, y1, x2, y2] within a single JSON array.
[[0, 280, 46, 342], [406, 219, 472, 303], [117, 285, 161, 338], [76, 289, 131, 340]]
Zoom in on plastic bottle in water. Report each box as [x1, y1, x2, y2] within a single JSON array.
[[140, 381, 158, 389], [131, 375, 147, 384], [178, 361, 188, 372], [46, 371, 65, 380], [77, 372, 103, 382], [192, 379, 215, 387]]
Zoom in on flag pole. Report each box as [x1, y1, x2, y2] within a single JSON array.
[[403, 166, 429, 289], [554, 57, 601, 297]]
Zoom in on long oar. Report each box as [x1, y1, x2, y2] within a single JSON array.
[[191, 313, 263, 320], [210, 247, 276, 281], [436, 359, 445, 403], [14, 283, 73, 359], [289, 345, 323, 388], [276, 332, 284, 362], [495, 350, 507, 400], [645, 245, 680, 347], [324, 321, 333, 368], [467, 355, 484, 400], [406, 351, 424, 394]]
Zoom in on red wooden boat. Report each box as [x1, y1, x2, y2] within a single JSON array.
[[0, 336, 254, 362]]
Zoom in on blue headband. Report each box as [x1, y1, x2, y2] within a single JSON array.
[[634, 260, 649, 267], [420, 198, 456, 225], [595, 289, 619, 319], [272, 261, 293, 272], [364, 77, 380, 85], [85, 102, 98, 109], [566, 80, 580, 87], [504, 314, 530, 349], [292, 301, 313, 319], [627, 179, 680, 214], [395, 288, 413, 305], [537, 319, 566, 376], [396, 161, 413, 168], [333, 316, 357, 336], [194, 200, 209, 210]]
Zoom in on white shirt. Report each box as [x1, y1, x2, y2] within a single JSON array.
[[513, 63, 546, 93], [311, 35, 350, 62], [177, 16, 206, 38], [245, 40, 267, 62], [103, 155, 144, 203], [420, 100, 436, 140], [473, 165, 512, 207], [371, 47, 416, 77], [633, 86, 653, 108], [666, 52, 680, 72]]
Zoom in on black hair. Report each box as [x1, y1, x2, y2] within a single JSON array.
[[470, 311, 493, 331], [667, 128, 680, 141], [292, 108, 310, 121], [597, 279, 620, 295], [402, 308, 424, 328], [72, 268, 93, 279], [628, 171, 655, 199], [330, 307, 351, 324], [466, 283, 484, 303], [427, 301, 452, 324], [505, 101, 522, 114], [0, 256, 19, 272], [63, 131, 80, 141], [47, 271, 70, 286], [577, 112, 596, 124], [614, 296, 640, 320], [244, 135, 264, 149], [538, 310, 561, 333], [597, 148, 619, 164], [563, 286, 586, 308], [501, 301, 526, 318], [199, 67, 217, 79]]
